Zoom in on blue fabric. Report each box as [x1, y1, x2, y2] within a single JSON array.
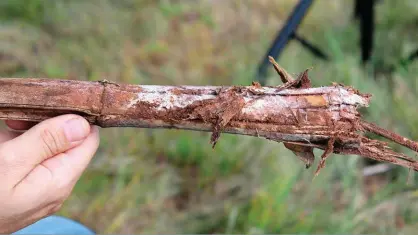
[[13, 215, 95, 235]]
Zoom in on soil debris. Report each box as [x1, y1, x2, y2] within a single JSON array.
[[315, 137, 335, 176], [193, 88, 246, 148], [251, 81, 262, 88], [269, 56, 293, 83], [283, 142, 315, 169]]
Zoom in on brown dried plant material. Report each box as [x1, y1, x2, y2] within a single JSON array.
[[1, 59, 418, 174]]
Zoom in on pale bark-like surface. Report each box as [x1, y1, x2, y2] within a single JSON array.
[[0, 78, 366, 140], [0, 76, 417, 173]]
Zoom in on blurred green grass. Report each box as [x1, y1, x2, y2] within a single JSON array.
[[1, 0, 418, 234]]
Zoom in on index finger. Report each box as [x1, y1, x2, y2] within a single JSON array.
[[5, 120, 38, 131], [0, 120, 38, 143]]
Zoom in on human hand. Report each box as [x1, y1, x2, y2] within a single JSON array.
[[0, 115, 100, 234]]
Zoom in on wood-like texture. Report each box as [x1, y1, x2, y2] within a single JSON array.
[[0, 77, 417, 173]]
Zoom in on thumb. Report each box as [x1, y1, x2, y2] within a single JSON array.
[[0, 114, 91, 185]]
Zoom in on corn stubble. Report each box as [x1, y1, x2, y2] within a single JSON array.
[[1, 57, 418, 175]]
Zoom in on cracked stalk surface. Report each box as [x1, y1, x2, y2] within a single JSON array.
[[1, 69, 418, 173]]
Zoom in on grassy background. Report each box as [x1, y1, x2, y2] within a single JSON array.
[[1, 0, 418, 234]]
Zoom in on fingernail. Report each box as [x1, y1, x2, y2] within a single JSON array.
[[63, 117, 90, 142]]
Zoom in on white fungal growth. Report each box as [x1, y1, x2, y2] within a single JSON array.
[[328, 87, 369, 106], [126, 85, 369, 116], [241, 96, 291, 121], [128, 90, 215, 111]]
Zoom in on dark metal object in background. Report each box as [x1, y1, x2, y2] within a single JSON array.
[[354, 0, 376, 63], [256, 0, 381, 84], [292, 33, 329, 61], [401, 49, 418, 67], [352, 0, 418, 67], [406, 49, 418, 63], [257, 0, 417, 84], [256, 0, 329, 85]]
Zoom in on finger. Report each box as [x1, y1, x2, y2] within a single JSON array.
[[0, 114, 91, 185], [5, 120, 38, 131], [43, 125, 100, 191], [13, 126, 100, 203], [0, 120, 32, 143], [0, 130, 21, 143]]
